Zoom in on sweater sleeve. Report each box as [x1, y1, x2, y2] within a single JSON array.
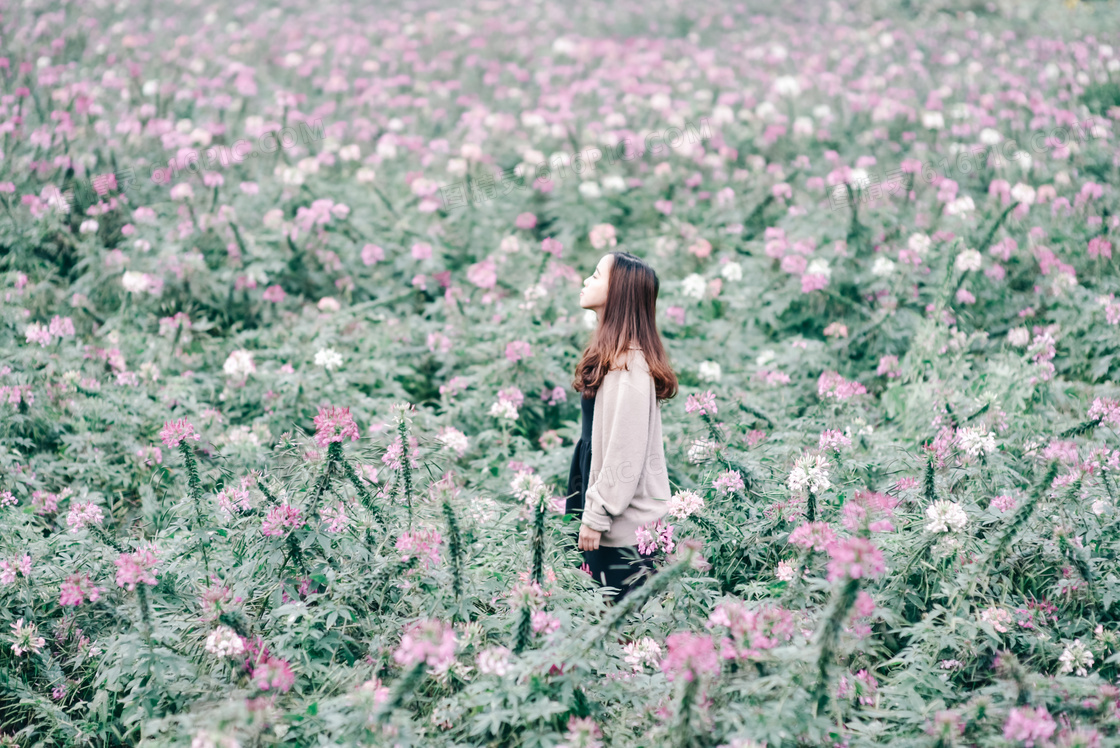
[[581, 367, 652, 533]]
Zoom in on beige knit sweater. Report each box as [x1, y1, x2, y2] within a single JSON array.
[[580, 348, 671, 547]]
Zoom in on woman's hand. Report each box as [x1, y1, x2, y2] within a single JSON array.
[[577, 525, 602, 551]]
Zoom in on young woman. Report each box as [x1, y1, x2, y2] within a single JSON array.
[[566, 251, 678, 601]]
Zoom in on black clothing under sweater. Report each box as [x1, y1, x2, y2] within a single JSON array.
[[566, 391, 654, 601]]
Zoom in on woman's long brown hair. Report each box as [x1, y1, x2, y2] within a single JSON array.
[[573, 251, 678, 401]]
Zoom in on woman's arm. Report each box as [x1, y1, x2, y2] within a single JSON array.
[[581, 368, 652, 534]]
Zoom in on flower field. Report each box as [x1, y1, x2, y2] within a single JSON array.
[[4, 0, 1120, 745]]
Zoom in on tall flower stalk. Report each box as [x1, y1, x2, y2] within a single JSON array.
[[160, 419, 210, 572]]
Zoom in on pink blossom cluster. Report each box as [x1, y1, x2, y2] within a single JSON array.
[[1089, 236, 1112, 260], [818, 430, 852, 451], [114, 545, 159, 591], [381, 435, 420, 470], [817, 371, 867, 400], [293, 198, 349, 235], [560, 716, 603, 748], [540, 237, 563, 257], [216, 487, 252, 519], [25, 315, 75, 346], [826, 537, 886, 582], [1002, 706, 1056, 747], [531, 610, 561, 635], [321, 502, 350, 533], [467, 258, 497, 289], [393, 619, 457, 672], [60, 574, 103, 606], [685, 390, 718, 416], [261, 504, 305, 538], [66, 501, 105, 532], [754, 369, 791, 387], [788, 522, 837, 552], [841, 489, 898, 534], [505, 340, 532, 363], [312, 406, 360, 448], [1089, 398, 1120, 428], [712, 469, 745, 495], [837, 669, 878, 706], [252, 655, 296, 692], [0, 384, 33, 408], [635, 519, 675, 556], [707, 602, 795, 659], [0, 554, 31, 585], [32, 489, 66, 514], [396, 528, 443, 569], [159, 418, 200, 448], [660, 632, 720, 683]]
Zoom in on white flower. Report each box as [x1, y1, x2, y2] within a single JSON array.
[[667, 489, 704, 519], [925, 500, 968, 533], [1092, 499, 1109, 516], [698, 361, 722, 382], [945, 196, 975, 216], [79, 219, 99, 234], [338, 144, 361, 161], [489, 399, 518, 420], [476, 646, 511, 676], [578, 181, 602, 199], [871, 256, 895, 277], [314, 347, 343, 370], [806, 259, 831, 279], [755, 349, 776, 367], [276, 166, 304, 186], [907, 233, 931, 254], [720, 262, 743, 282], [121, 271, 150, 294], [1058, 639, 1094, 676], [437, 426, 469, 457], [204, 626, 245, 658], [681, 273, 707, 299], [622, 637, 662, 673], [222, 350, 256, 381], [686, 440, 717, 465], [1008, 327, 1031, 346], [957, 427, 997, 456], [602, 174, 627, 192], [955, 249, 983, 272], [772, 75, 801, 98], [787, 454, 831, 495], [317, 297, 341, 313], [510, 471, 545, 503], [1009, 183, 1036, 206], [1017, 152, 1033, 172], [775, 560, 798, 582], [921, 111, 945, 129], [979, 128, 1002, 145], [355, 167, 376, 183]]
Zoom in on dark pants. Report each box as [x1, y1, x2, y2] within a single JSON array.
[[581, 544, 655, 602]]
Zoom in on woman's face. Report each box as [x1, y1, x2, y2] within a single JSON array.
[[579, 254, 613, 312]]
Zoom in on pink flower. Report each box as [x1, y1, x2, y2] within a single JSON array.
[[312, 406, 360, 448], [654, 199, 673, 215], [589, 224, 617, 249], [817, 371, 867, 400], [361, 244, 385, 265], [114, 545, 159, 591], [530, 610, 561, 635], [877, 355, 900, 378], [636, 519, 675, 555], [1089, 236, 1112, 260], [252, 655, 295, 692], [1003, 706, 1056, 747], [688, 238, 712, 258], [393, 619, 457, 672], [826, 538, 886, 582], [801, 273, 830, 293], [262, 285, 286, 303], [991, 495, 1018, 513], [685, 390, 718, 416], [66, 501, 104, 532], [707, 602, 794, 656], [562, 716, 602, 748], [665, 306, 686, 325], [515, 212, 537, 230], [713, 470, 745, 496], [59, 574, 103, 606], [160, 419, 200, 448], [660, 632, 720, 682], [541, 237, 563, 257], [261, 504, 305, 538], [411, 242, 433, 260], [396, 528, 443, 569], [467, 258, 498, 289], [788, 522, 837, 552], [505, 340, 532, 363]]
